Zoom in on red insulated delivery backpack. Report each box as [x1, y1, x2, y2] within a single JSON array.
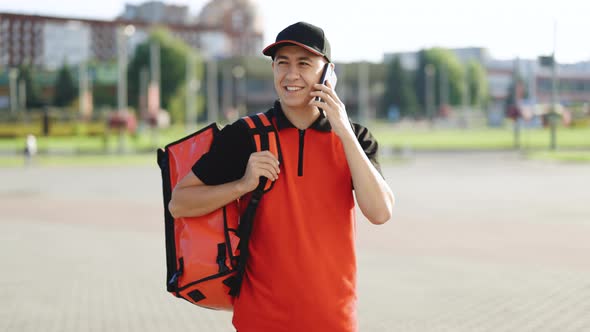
[[157, 112, 281, 310]]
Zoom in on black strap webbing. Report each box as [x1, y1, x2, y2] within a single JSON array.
[[227, 114, 277, 297]]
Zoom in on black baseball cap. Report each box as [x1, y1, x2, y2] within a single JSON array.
[[262, 22, 331, 62]]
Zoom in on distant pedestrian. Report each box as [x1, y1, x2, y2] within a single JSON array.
[[24, 134, 37, 166]]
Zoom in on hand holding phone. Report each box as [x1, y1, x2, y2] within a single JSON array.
[[315, 63, 336, 103]]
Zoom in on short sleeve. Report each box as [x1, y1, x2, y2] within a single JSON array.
[[191, 121, 254, 185], [352, 123, 383, 176]]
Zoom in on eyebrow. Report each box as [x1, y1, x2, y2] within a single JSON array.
[[275, 55, 313, 62]]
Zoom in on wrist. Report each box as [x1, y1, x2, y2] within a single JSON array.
[[335, 125, 356, 142], [234, 178, 249, 197]]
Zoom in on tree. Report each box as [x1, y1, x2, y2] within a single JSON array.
[[128, 28, 204, 124], [380, 56, 418, 118], [414, 48, 465, 117], [465, 60, 488, 108], [17, 65, 44, 108], [53, 62, 78, 107]]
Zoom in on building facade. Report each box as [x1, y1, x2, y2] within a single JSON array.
[[0, 0, 264, 69]]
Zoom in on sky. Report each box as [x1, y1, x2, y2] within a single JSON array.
[[1, 0, 589, 64]]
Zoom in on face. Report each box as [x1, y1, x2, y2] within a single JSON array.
[[272, 45, 328, 112]]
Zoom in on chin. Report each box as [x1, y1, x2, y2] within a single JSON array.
[[281, 97, 312, 110]]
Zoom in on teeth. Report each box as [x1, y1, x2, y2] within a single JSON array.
[[286, 87, 302, 91]]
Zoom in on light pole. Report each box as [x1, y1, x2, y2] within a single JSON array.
[[9, 68, 18, 114], [148, 41, 160, 118], [18, 78, 26, 112], [221, 63, 233, 120], [358, 61, 370, 122], [148, 41, 160, 146], [139, 66, 148, 123], [549, 21, 559, 151], [116, 24, 135, 152], [186, 54, 200, 132], [513, 58, 521, 149], [206, 59, 219, 124], [232, 64, 246, 118], [439, 65, 448, 109], [425, 64, 435, 127], [79, 61, 89, 121]]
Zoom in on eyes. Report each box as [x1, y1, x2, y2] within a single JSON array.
[[277, 60, 311, 67]]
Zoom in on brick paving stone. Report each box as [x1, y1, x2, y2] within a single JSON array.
[[1, 152, 589, 332]]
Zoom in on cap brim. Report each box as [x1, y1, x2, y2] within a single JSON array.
[[262, 40, 324, 58]]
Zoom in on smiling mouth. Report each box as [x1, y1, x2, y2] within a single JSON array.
[[285, 86, 303, 92]]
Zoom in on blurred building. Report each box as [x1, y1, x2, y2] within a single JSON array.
[[384, 48, 590, 116], [197, 0, 264, 59], [118, 1, 190, 25], [0, 0, 264, 69]]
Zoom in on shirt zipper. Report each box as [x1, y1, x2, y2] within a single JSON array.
[[298, 129, 305, 176]]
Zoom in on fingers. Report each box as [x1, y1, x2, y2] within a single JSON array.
[[311, 85, 342, 110], [251, 151, 280, 172], [248, 151, 280, 181], [310, 90, 339, 113], [313, 82, 342, 104], [254, 162, 279, 181]]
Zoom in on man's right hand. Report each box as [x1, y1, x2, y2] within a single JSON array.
[[238, 151, 280, 193]]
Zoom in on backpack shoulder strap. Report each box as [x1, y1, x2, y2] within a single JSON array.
[[225, 112, 282, 297], [239, 112, 282, 193]]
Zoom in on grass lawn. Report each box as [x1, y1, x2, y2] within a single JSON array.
[[526, 151, 590, 163], [1, 123, 589, 167], [0, 153, 155, 168], [0, 127, 192, 153], [370, 124, 590, 150]]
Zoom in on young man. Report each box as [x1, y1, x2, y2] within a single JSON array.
[[169, 21, 394, 332]]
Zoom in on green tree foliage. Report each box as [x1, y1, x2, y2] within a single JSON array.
[[17, 65, 44, 108], [380, 56, 418, 118], [414, 48, 465, 116], [465, 60, 488, 107], [128, 27, 204, 123], [93, 84, 117, 108], [53, 62, 78, 107]]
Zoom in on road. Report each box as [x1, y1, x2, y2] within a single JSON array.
[[1, 152, 589, 332]]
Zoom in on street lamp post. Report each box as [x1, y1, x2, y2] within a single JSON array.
[[425, 64, 435, 127], [513, 58, 521, 149], [206, 59, 219, 124], [79, 61, 89, 121], [116, 24, 135, 152], [232, 64, 246, 117], [358, 61, 370, 122], [18, 78, 26, 112], [186, 54, 200, 133], [549, 22, 559, 151], [9, 68, 18, 114], [148, 41, 160, 146], [221, 63, 233, 120]]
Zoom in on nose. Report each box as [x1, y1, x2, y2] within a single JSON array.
[[285, 64, 300, 80]]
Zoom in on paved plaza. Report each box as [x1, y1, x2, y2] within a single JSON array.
[[1, 152, 589, 332]]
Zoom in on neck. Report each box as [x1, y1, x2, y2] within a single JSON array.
[[281, 102, 321, 130]]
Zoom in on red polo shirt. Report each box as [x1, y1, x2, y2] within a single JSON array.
[[193, 101, 381, 332]]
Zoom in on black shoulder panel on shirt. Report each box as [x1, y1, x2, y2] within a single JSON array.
[[191, 120, 256, 185], [352, 122, 382, 175]]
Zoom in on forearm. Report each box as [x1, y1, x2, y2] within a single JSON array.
[[339, 132, 395, 224], [169, 180, 247, 218]]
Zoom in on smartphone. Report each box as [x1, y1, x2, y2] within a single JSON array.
[[315, 63, 335, 102]]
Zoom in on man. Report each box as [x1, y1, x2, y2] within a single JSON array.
[[169, 21, 394, 332]]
